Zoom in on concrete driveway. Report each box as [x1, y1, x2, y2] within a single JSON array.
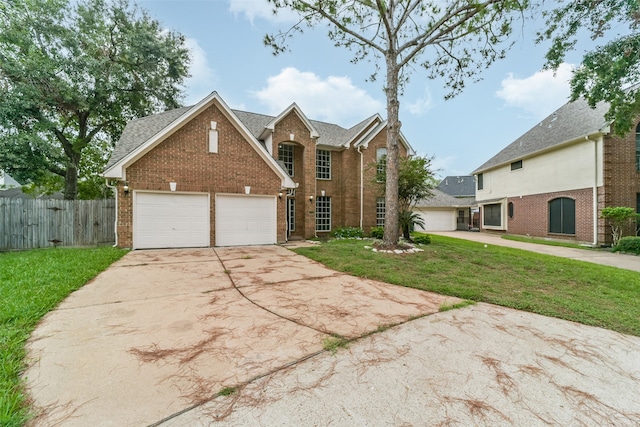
[[24, 245, 459, 426]]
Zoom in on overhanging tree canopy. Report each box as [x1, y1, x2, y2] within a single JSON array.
[[0, 0, 191, 199], [540, 0, 640, 135], [265, 0, 528, 245]]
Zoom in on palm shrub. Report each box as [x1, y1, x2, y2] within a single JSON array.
[[399, 210, 425, 240]]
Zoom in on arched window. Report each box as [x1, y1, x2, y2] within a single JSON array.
[[549, 197, 575, 235], [636, 122, 640, 171]]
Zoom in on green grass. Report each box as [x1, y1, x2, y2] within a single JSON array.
[[501, 234, 597, 249], [322, 335, 350, 354], [0, 247, 128, 427], [293, 236, 640, 337]]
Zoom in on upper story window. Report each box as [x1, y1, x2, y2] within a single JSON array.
[[511, 160, 523, 171], [477, 173, 484, 190], [635, 123, 640, 171], [316, 149, 331, 180], [376, 147, 387, 178], [278, 144, 294, 176]]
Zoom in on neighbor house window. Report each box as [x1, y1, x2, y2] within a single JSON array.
[[376, 197, 386, 226], [376, 148, 387, 177], [315, 196, 331, 232], [636, 123, 640, 171], [508, 202, 514, 218], [278, 144, 294, 176], [316, 149, 331, 180], [549, 197, 575, 235], [511, 160, 523, 171], [477, 173, 484, 190], [483, 203, 501, 227]]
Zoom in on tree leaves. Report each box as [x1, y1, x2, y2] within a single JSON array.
[[0, 0, 190, 198]]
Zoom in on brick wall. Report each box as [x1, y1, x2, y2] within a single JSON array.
[[118, 103, 284, 248], [602, 122, 640, 240], [506, 188, 595, 243]]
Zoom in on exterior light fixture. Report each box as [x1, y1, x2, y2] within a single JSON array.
[[309, 195, 313, 202], [123, 182, 130, 194], [278, 191, 283, 199]]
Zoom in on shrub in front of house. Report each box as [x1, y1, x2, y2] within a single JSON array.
[[369, 226, 384, 239], [614, 236, 640, 255], [332, 227, 364, 239], [411, 233, 432, 245]]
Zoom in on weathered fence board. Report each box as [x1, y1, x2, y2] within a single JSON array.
[[0, 198, 115, 250]]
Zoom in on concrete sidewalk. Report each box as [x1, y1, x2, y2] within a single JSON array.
[[431, 231, 640, 272]]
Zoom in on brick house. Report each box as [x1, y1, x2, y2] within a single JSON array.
[[104, 91, 413, 249], [472, 98, 640, 245]]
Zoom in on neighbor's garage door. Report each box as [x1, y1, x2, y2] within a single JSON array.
[[414, 209, 456, 232], [215, 194, 277, 246], [133, 192, 210, 249]]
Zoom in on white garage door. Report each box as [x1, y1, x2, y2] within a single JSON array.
[[414, 209, 456, 232], [134, 192, 210, 249], [215, 194, 277, 247]]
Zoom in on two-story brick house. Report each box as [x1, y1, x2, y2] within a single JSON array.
[[472, 98, 640, 245], [104, 91, 413, 248]]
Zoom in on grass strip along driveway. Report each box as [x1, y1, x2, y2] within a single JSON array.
[[0, 247, 128, 427], [294, 235, 640, 337]]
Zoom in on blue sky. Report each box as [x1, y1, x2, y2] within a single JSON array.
[[137, 0, 621, 179]]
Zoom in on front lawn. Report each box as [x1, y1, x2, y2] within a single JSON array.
[[0, 247, 128, 427], [293, 235, 640, 336]]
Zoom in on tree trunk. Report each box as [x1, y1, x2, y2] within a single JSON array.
[[383, 55, 401, 246], [64, 151, 81, 200]]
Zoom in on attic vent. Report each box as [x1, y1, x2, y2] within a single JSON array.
[[209, 121, 218, 153]]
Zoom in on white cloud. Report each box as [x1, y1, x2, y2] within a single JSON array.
[[405, 86, 434, 116], [252, 67, 384, 125], [429, 155, 458, 178], [183, 38, 217, 105], [228, 0, 300, 24], [496, 63, 574, 119]]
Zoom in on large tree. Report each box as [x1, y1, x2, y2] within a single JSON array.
[[540, 0, 640, 135], [265, 0, 528, 246], [0, 0, 190, 199]]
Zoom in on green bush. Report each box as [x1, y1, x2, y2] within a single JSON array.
[[614, 236, 640, 255], [412, 233, 432, 245], [332, 227, 364, 239], [370, 226, 384, 239]]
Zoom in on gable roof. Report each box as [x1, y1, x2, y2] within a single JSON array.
[[473, 98, 611, 174], [104, 92, 295, 188], [414, 188, 476, 208], [437, 176, 475, 197], [353, 120, 416, 155], [0, 171, 21, 188]]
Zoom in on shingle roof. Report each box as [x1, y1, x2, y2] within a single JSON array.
[[106, 106, 192, 170], [437, 176, 475, 197], [107, 104, 382, 172], [473, 98, 610, 174], [414, 188, 476, 208]]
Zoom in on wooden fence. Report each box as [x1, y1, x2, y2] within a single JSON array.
[[0, 198, 115, 250]]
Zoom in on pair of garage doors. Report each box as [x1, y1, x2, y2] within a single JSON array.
[[133, 192, 277, 249]]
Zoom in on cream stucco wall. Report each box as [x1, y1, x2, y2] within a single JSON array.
[[476, 137, 604, 201]]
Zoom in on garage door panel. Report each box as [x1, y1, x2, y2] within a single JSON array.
[[134, 192, 210, 249], [414, 209, 455, 232], [216, 195, 276, 247]]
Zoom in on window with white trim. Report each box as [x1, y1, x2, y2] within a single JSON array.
[[278, 144, 294, 176], [315, 196, 331, 232], [636, 123, 640, 171], [376, 197, 386, 226], [287, 199, 295, 232], [316, 149, 331, 179], [376, 148, 387, 176]]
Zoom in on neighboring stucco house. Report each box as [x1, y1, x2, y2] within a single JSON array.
[[104, 91, 413, 249], [472, 98, 640, 245], [414, 187, 476, 231]]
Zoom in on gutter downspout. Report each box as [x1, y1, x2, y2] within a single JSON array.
[[585, 135, 599, 246], [357, 146, 363, 229], [105, 179, 118, 247]]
